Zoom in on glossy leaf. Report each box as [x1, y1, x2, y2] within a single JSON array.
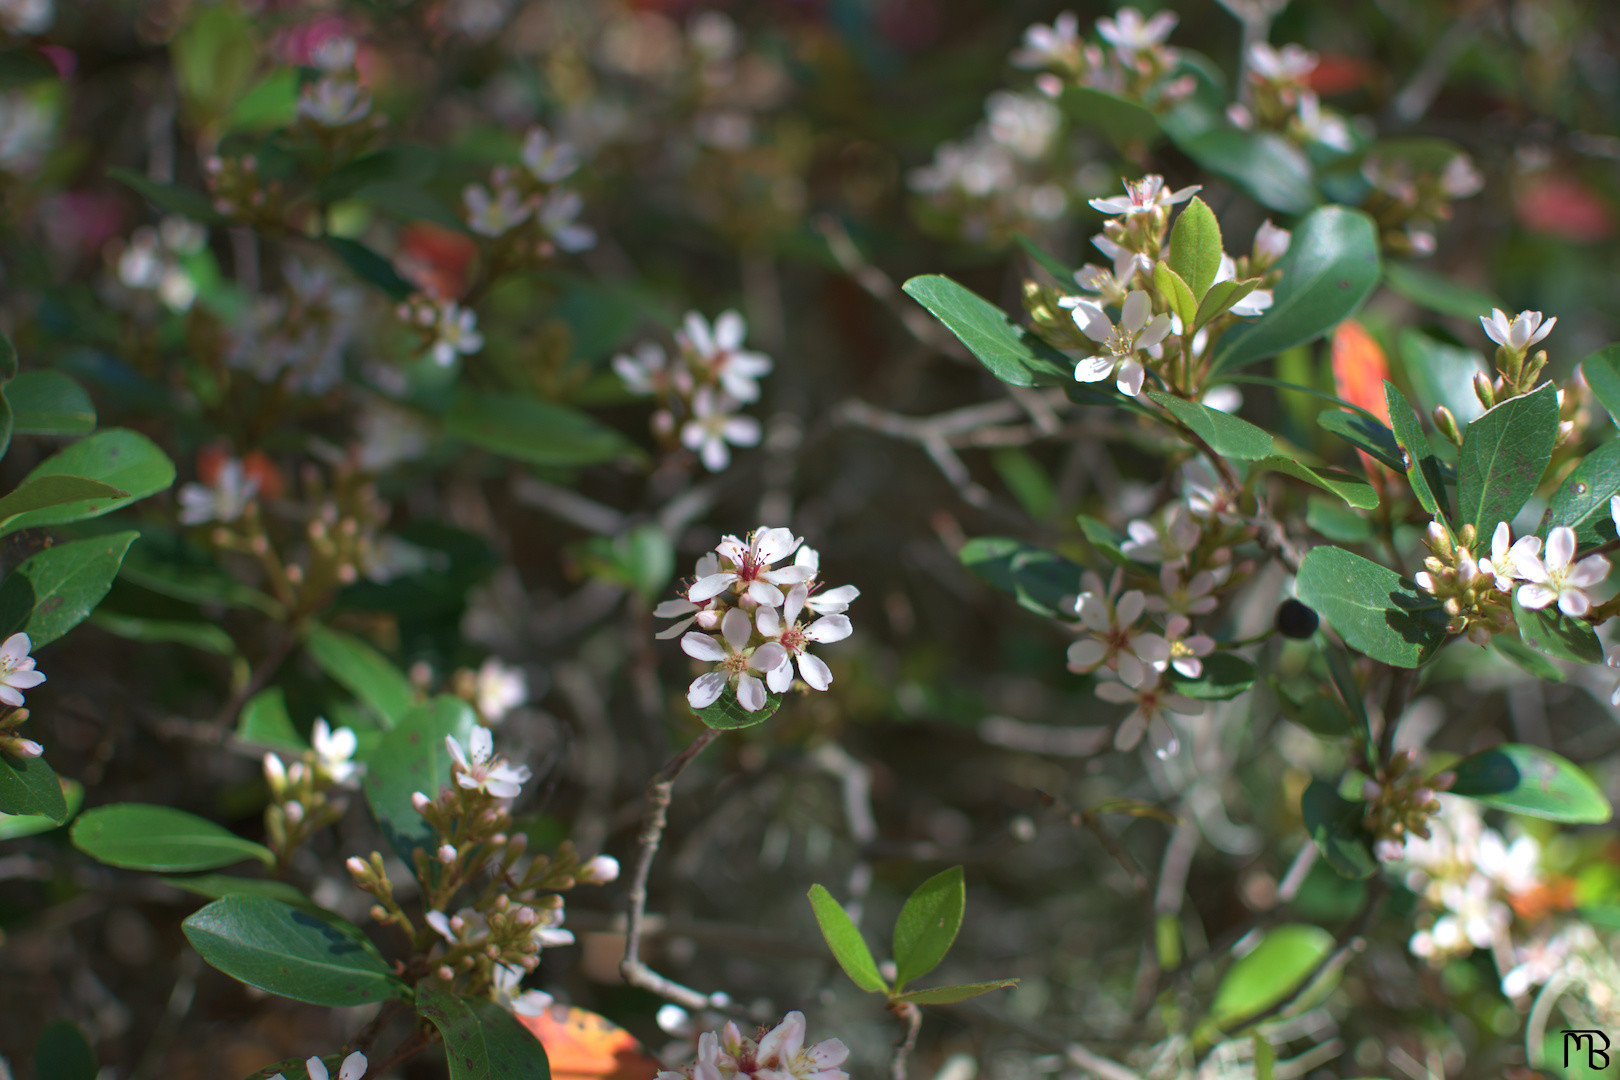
[[1306, 496, 1374, 543], [162, 873, 315, 910], [959, 536, 1083, 618], [1193, 278, 1261, 332], [362, 695, 479, 862], [892, 979, 1019, 1005], [1209, 923, 1334, 1026], [0, 429, 175, 536], [90, 611, 237, 656], [0, 475, 124, 531], [418, 984, 554, 1080], [72, 802, 272, 871], [1514, 596, 1603, 665], [1179, 129, 1316, 214], [0, 778, 80, 838], [901, 275, 1072, 388], [1300, 780, 1377, 879], [1581, 345, 1620, 430], [1317, 410, 1404, 472], [1271, 678, 1354, 737], [306, 623, 414, 727], [1456, 383, 1558, 535], [1060, 85, 1160, 151], [7, 371, 96, 435], [1447, 743, 1612, 823], [691, 684, 782, 730], [445, 389, 640, 468], [1170, 653, 1257, 700], [34, 1019, 98, 1080], [806, 884, 888, 993], [0, 750, 67, 822], [892, 865, 966, 991], [236, 687, 307, 753], [1252, 456, 1378, 509], [1382, 262, 1500, 319], [1294, 546, 1447, 668], [1492, 633, 1564, 682], [1147, 392, 1274, 460], [1384, 382, 1445, 519], [1154, 261, 1198, 328], [0, 531, 140, 646], [1169, 197, 1223, 299], [1211, 207, 1381, 373], [1545, 439, 1620, 545], [182, 894, 408, 1006], [1396, 330, 1486, 425]]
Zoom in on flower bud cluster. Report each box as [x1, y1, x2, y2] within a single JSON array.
[[204, 154, 287, 226], [1012, 8, 1193, 113], [1478, 307, 1556, 401], [1361, 152, 1483, 257], [1413, 521, 1513, 644], [262, 719, 362, 861], [615, 311, 773, 473], [1362, 750, 1454, 860], [296, 37, 376, 131], [108, 215, 206, 314]]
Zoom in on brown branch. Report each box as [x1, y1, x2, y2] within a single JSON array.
[[889, 1002, 923, 1080]]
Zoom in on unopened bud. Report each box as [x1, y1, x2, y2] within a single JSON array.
[[412, 791, 433, 813], [284, 800, 305, 825], [1425, 520, 1452, 557], [437, 965, 455, 981], [1473, 371, 1495, 410], [1362, 779, 1382, 801], [438, 844, 457, 864], [1432, 405, 1461, 447], [263, 752, 287, 791], [346, 856, 368, 878], [580, 855, 620, 884]]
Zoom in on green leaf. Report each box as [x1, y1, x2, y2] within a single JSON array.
[[315, 146, 439, 205], [1059, 85, 1160, 151], [1153, 261, 1198, 329], [1580, 345, 1620, 430], [1306, 496, 1374, 543], [1211, 207, 1381, 373], [1193, 278, 1262, 332], [892, 865, 966, 991], [444, 389, 640, 468], [1382, 262, 1500, 319], [1253, 1034, 1276, 1080], [1322, 644, 1373, 748], [90, 611, 237, 656], [1384, 382, 1445, 519], [1169, 653, 1257, 700], [1077, 514, 1135, 565], [1395, 329, 1486, 425], [0, 475, 124, 530], [119, 531, 282, 616], [1294, 546, 1447, 668], [1316, 410, 1405, 472], [72, 803, 272, 871], [323, 236, 415, 301], [1448, 743, 1612, 823], [1271, 678, 1354, 737], [1300, 780, 1377, 879], [1514, 596, 1603, 665], [0, 531, 140, 646], [1456, 383, 1558, 535], [0, 429, 175, 536], [224, 68, 300, 134], [1545, 439, 1620, 546], [1492, 633, 1564, 682], [236, 687, 308, 753], [958, 536, 1083, 618], [362, 695, 478, 862], [182, 895, 409, 1006], [305, 624, 414, 727], [1251, 456, 1378, 509], [1209, 923, 1335, 1027], [1169, 197, 1224, 299], [417, 984, 554, 1080], [0, 778, 80, 838], [579, 524, 675, 602], [891, 979, 1019, 1004], [1147, 392, 1274, 460], [1014, 233, 1077, 283], [162, 873, 315, 909], [0, 750, 67, 822], [7, 371, 96, 435], [171, 1, 257, 118], [691, 684, 783, 730], [0, 330, 15, 384], [34, 1019, 98, 1080], [106, 167, 225, 224], [1179, 129, 1317, 214], [806, 884, 888, 993], [900, 275, 1073, 388]]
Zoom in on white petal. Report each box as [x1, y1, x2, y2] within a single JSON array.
[[766, 657, 793, 693], [721, 608, 753, 651], [1113, 711, 1147, 750], [714, 310, 747, 351], [307, 1058, 330, 1080], [1067, 639, 1107, 669], [797, 653, 833, 690], [721, 415, 761, 446], [1116, 590, 1146, 624], [1517, 583, 1556, 610], [1116, 652, 1146, 688], [681, 631, 728, 662], [1557, 588, 1591, 618], [338, 1051, 368, 1080], [782, 585, 808, 625], [688, 672, 727, 709], [1137, 313, 1173, 350], [1116, 360, 1146, 397], [688, 573, 736, 602], [1569, 554, 1610, 588], [804, 614, 852, 643], [747, 580, 786, 607], [1121, 290, 1151, 332], [1074, 355, 1116, 382], [736, 674, 767, 712], [1546, 526, 1576, 569], [1094, 681, 1137, 703], [755, 604, 782, 637], [750, 642, 788, 672]]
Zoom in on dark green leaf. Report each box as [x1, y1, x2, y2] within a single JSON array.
[[90, 611, 237, 656], [0, 331, 15, 384], [1179, 129, 1316, 214], [1514, 596, 1603, 665], [1252, 456, 1378, 509], [691, 684, 783, 730], [1382, 262, 1500, 319], [1316, 410, 1404, 473], [34, 1019, 98, 1080], [891, 980, 1019, 1005], [892, 865, 966, 991], [315, 146, 438, 204], [1384, 382, 1445, 519], [324, 237, 415, 300], [236, 687, 308, 753], [1270, 678, 1354, 737], [1294, 546, 1447, 668], [1300, 780, 1377, 879], [1077, 514, 1135, 565], [444, 389, 639, 468], [1322, 643, 1373, 747], [119, 531, 282, 615], [0, 429, 175, 536], [1169, 197, 1223, 299], [0, 49, 56, 90], [0, 778, 80, 838], [1456, 383, 1558, 535], [1209, 923, 1335, 1026], [1448, 743, 1612, 823], [1147, 392, 1274, 460], [901, 275, 1072, 388], [1211, 207, 1381, 373], [72, 803, 272, 871], [182, 895, 408, 1006], [1580, 345, 1620, 430], [958, 536, 1082, 618], [306, 624, 414, 727], [0, 531, 140, 646], [1014, 233, 1077, 283], [1170, 653, 1257, 700], [417, 984, 554, 1080], [163, 874, 315, 909], [0, 750, 66, 822], [7, 370, 96, 435], [106, 167, 225, 224], [806, 884, 887, 993], [362, 695, 478, 862], [1546, 439, 1620, 546]]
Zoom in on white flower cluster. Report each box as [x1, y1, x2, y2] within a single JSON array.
[[657, 528, 857, 712], [444, 726, 531, 799], [1417, 519, 1610, 628], [1226, 42, 1353, 151], [615, 310, 773, 472], [297, 38, 372, 128], [114, 215, 206, 313], [270, 1051, 366, 1080], [657, 1011, 849, 1080], [396, 294, 484, 368], [463, 127, 595, 255], [178, 456, 259, 526]]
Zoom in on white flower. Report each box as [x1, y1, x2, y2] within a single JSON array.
[[579, 854, 620, 884], [178, 458, 259, 526], [0, 0, 52, 35], [444, 726, 532, 799], [1067, 583, 1169, 688], [1094, 8, 1178, 64], [1294, 92, 1352, 151], [1607, 643, 1620, 706], [1247, 42, 1316, 82], [521, 127, 581, 183], [1160, 615, 1214, 678], [680, 386, 761, 472], [792, 544, 861, 615], [464, 182, 531, 237], [492, 962, 554, 1016], [1212, 254, 1272, 317], [537, 189, 596, 253], [680, 608, 787, 712], [663, 1012, 849, 1080], [1088, 174, 1199, 218], [1480, 308, 1556, 352], [298, 77, 370, 126], [678, 310, 773, 403], [311, 718, 361, 786], [0, 632, 43, 708], [1515, 525, 1609, 617], [655, 553, 724, 639], [1252, 220, 1291, 265], [1011, 12, 1080, 69], [1096, 677, 1201, 755], [1479, 521, 1541, 592], [1070, 290, 1171, 397], [304, 1052, 367, 1080], [1120, 504, 1200, 565], [429, 301, 483, 366], [1441, 155, 1484, 198], [1089, 234, 1151, 283], [475, 658, 528, 722], [986, 91, 1062, 160], [757, 584, 852, 692], [1144, 564, 1219, 616], [690, 528, 813, 606], [614, 342, 680, 396]]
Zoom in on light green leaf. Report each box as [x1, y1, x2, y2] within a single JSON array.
[[236, 687, 307, 753], [171, 1, 257, 118], [224, 68, 299, 134], [891, 980, 1019, 1005], [305, 624, 414, 727], [1193, 278, 1261, 332], [1396, 329, 1486, 425], [34, 1019, 98, 1080], [362, 695, 478, 862], [1294, 546, 1447, 668], [0, 430, 175, 536], [0, 531, 139, 646], [7, 371, 95, 435], [1179, 129, 1317, 214], [1169, 197, 1224, 299], [691, 684, 783, 730], [1300, 780, 1376, 879], [1306, 496, 1374, 543], [1147, 392, 1274, 460], [806, 884, 888, 994], [1209, 924, 1335, 1027], [1153, 262, 1198, 329], [1211, 207, 1381, 373], [1580, 345, 1620, 430], [1456, 383, 1558, 534], [1448, 743, 1612, 823], [892, 865, 966, 991], [1251, 456, 1378, 509], [417, 984, 554, 1080], [72, 803, 272, 871], [1316, 410, 1405, 473], [1514, 596, 1603, 665], [901, 275, 1073, 388], [1382, 262, 1500, 319], [1545, 439, 1620, 546], [89, 611, 236, 656], [1169, 653, 1257, 700], [0, 750, 67, 822], [444, 389, 640, 468], [182, 895, 409, 1006], [959, 536, 1083, 618], [1384, 382, 1445, 519]]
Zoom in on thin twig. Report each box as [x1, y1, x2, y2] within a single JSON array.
[[890, 1002, 923, 1080], [814, 213, 971, 362], [621, 728, 724, 1011], [1064, 1042, 1144, 1080]]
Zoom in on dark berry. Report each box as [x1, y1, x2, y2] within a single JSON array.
[[1275, 598, 1319, 639]]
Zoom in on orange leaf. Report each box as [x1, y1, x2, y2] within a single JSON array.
[[1330, 319, 1395, 485], [515, 1004, 661, 1080]]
